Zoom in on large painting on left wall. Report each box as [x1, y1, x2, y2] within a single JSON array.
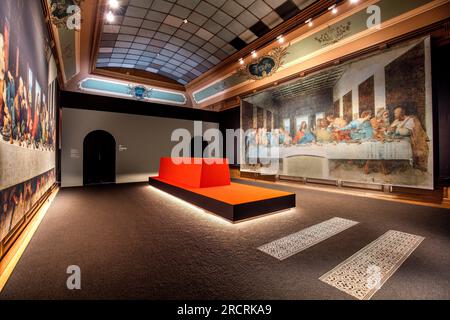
[[0, 0, 57, 244]]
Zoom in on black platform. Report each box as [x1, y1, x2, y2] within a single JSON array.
[[148, 177, 296, 222]]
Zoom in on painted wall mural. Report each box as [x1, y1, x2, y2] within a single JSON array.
[[0, 0, 56, 244], [241, 38, 433, 189], [0, 169, 55, 242]]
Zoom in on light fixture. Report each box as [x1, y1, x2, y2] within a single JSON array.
[[239, 58, 244, 65], [328, 4, 338, 14], [106, 11, 115, 23], [251, 50, 257, 58], [108, 0, 119, 9], [305, 18, 313, 27], [183, 19, 188, 24], [350, 0, 359, 3], [277, 35, 285, 44]]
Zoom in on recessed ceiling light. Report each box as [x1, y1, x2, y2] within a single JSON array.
[[183, 19, 188, 24], [108, 0, 119, 9], [106, 11, 115, 23], [277, 35, 285, 44], [329, 4, 338, 14]]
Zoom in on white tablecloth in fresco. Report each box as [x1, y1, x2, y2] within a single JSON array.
[[246, 139, 413, 161]]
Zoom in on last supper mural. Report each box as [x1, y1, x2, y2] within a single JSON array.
[[241, 37, 433, 189]]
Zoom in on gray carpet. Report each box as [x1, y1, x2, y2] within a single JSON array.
[[1, 181, 449, 300]]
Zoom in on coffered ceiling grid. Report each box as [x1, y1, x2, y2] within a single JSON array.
[[96, 0, 318, 85]]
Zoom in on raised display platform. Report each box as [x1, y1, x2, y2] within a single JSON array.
[[148, 158, 296, 222]]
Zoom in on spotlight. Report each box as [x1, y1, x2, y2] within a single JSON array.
[[183, 19, 188, 24], [277, 35, 285, 44], [305, 18, 313, 27], [251, 50, 257, 58], [329, 4, 338, 14], [350, 0, 359, 3], [239, 58, 244, 65], [106, 11, 115, 23], [108, 0, 119, 9]]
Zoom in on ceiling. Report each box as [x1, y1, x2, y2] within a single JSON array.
[[272, 66, 345, 99], [95, 0, 319, 86]]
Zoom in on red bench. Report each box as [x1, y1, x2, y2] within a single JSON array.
[[149, 158, 296, 222], [158, 157, 230, 188]]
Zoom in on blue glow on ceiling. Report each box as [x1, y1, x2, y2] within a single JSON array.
[[78, 78, 187, 105]]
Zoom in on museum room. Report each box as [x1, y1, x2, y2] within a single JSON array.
[[0, 0, 449, 306]]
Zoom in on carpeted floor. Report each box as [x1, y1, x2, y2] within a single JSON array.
[[1, 180, 449, 300]]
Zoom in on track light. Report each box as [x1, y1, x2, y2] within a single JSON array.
[[239, 58, 244, 65], [108, 0, 119, 9], [305, 18, 313, 27], [251, 50, 257, 58], [277, 35, 285, 44], [106, 11, 115, 23], [329, 4, 338, 14]]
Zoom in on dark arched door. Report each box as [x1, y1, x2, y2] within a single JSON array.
[[83, 130, 116, 186]]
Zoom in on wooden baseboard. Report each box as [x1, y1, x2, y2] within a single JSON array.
[[0, 185, 59, 292], [236, 176, 450, 210]]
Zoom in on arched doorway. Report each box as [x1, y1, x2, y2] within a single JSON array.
[[83, 130, 116, 186]]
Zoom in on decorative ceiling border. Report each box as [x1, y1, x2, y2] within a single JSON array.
[[78, 77, 187, 105]]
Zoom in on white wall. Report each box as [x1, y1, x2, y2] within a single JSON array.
[[61, 108, 218, 187]]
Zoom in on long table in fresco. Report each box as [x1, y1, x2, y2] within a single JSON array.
[[245, 139, 414, 177], [246, 139, 413, 162]]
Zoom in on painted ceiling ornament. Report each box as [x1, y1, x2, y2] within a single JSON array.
[[128, 84, 151, 100], [239, 46, 288, 81], [48, 0, 82, 31], [315, 22, 352, 47]]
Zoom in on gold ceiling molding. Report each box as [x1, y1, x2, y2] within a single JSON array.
[[238, 46, 289, 81], [48, 0, 83, 30]]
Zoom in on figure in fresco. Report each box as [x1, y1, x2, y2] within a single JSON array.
[[299, 123, 316, 144], [13, 77, 27, 142], [19, 85, 29, 144], [371, 108, 390, 142], [278, 127, 292, 146], [388, 107, 429, 171], [338, 111, 373, 141], [293, 122, 315, 144], [293, 122, 306, 144], [326, 113, 349, 142], [0, 32, 5, 130], [314, 118, 333, 143], [0, 32, 15, 142], [32, 91, 41, 146]]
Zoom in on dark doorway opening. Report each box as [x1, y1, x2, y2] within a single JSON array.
[[83, 130, 116, 186]]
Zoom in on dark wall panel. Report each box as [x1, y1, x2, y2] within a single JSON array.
[[385, 42, 426, 126], [433, 42, 450, 186], [359, 76, 375, 116], [60, 91, 219, 123]]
